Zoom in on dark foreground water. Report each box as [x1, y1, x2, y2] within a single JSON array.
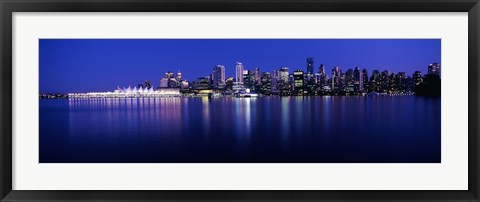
[[40, 96, 441, 163]]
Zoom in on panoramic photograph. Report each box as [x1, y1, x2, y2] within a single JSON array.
[[39, 39, 441, 163]]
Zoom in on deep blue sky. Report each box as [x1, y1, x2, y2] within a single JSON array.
[[40, 39, 440, 93]]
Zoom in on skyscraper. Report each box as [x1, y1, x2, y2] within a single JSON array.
[[318, 64, 325, 76], [331, 66, 341, 92], [293, 70, 304, 95], [235, 62, 244, 84], [306, 57, 314, 75], [381, 70, 390, 93], [353, 67, 363, 92], [254, 67, 260, 83], [362, 69, 369, 92], [260, 72, 272, 95], [279, 67, 289, 83], [370, 70, 381, 92], [345, 68, 354, 93], [212, 65, 225, 89], [396, 72, 407, 92], [244, 70, 257, 91]]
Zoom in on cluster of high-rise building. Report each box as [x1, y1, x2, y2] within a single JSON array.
[[158, 58, 440, 96], [43, 59, 441, 99]]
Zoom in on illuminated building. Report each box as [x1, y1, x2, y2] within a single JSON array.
[[235, 62, 244, 84], [260, 72, 272, 95], [279, 67, 289, 83], [369, 70, 381, 92], [331, 66, 341, 92], [293, 70, 304, 95], [362, 69, 368, 92], [194, 77, 211, 90], [306, 57, 314, 75], [177, 71, 182, 80], [254, 67, 260, 83], [212, 65, 225, 89], [353, 67, 363, 92]]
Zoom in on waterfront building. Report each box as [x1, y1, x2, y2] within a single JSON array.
[[225, 77, 234, 91], [180, 80, 189, 89], [160, 71, 178, 88], [194, 77, 211, 90], [160, 78, 169, 88], [71, 86, 179, 98]]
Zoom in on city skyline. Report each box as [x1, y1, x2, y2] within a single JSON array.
[[40, 39, 440, 93]]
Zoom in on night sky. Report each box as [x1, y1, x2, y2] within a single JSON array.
[[40, 39, 440, 93]]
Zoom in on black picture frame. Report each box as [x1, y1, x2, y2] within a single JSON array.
[[1, 0, 479, 201]]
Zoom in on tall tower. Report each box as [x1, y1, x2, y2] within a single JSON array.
[[235, 62, 244, 84], [279, 67, 289, 83], [354, 67, 363, 92], [293, 70, 305, 95], [306, 57, 314, 75], [331, 66, 341, 91], [254, 67, 260, 83], [318, 64, 325, 76], [213, 65, 226, 89], [362, 69, 369, 91]]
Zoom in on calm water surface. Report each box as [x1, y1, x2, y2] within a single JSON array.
[[40, 96, 441, 163]]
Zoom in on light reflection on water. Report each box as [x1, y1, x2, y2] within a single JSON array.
[[41, 96, 441, 163]]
